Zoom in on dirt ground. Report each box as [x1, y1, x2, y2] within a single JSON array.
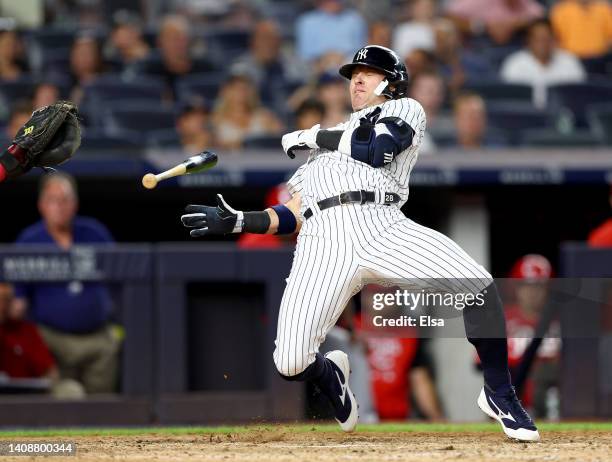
[[1, 429, 610, 462]]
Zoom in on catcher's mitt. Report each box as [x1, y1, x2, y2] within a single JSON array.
[[0, 100, 81, 179]]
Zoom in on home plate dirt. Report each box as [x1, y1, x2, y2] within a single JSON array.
[[1, 429, 610, 462]]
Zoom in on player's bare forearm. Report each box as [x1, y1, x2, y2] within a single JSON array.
[[265, 193, 302, 234]]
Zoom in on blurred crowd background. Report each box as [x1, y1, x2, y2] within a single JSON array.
[[0, 0, 611, 426], [0, 0, 610, 153]]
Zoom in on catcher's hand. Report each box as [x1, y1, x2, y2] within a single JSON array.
[[181, 194, 244, 237], [0, 101, 81, 179]]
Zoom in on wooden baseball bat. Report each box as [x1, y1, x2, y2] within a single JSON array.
[[142, 151, 218, 189]]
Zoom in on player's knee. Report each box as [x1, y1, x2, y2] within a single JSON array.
[[273, 350, 309, 380]]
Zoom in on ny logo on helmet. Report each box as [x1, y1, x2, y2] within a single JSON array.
[[357, 48, 368, 60]]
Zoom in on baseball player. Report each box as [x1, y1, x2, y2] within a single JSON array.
[[0, 101, 80, 184], [181, 46, 539, 441]]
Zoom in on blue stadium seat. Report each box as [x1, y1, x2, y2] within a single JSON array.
[[26, 28, 78, 51], [83, 75, 165, 105], [0, 77, 37, 106], [548, 82, 612, 128], [243, 134, 283, 150], [518, 129, 603, 147], [104, 104, 177, 140], [146, 129, 181, 148], [79, 129, 143, 154], [466, 81, 533, 104], [39, 48, 71, 75], [176, 73, 226, 104], [205, 28, 250, 53], [487, 102, 556, 134]]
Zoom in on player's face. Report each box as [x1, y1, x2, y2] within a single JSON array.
[[349, 65, 387, 111]]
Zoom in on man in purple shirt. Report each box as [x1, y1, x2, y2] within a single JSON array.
[[14, 172, 119, 394]]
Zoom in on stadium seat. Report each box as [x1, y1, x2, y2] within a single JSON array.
[[243, 135, 283, 150], [25, 28, 77, 54], [0, 77, 37, 107], [204, 28, 251, 57], [548, 82, 612, 128], [465, 81, 533, 104], [79, 129, 143, 154], [83, 75, 165, 105], [104, 104, 177, 140], [487, 102, 556, 135], [518, 129, 603, 147], [39, 48, 71, 75], [176, 73, 226, 104], [588, 104, 612, 145], [146, 129, 182, 148]]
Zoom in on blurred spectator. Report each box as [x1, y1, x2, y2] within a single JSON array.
[[351, 0, 392, 22], [5, 101, 32, 141], [433, 18, 493, 94], [296, 0, 367, 62], [105, 10, 150, 67], [550, 0, 612, 74], [238, 184, 294, 249], [32, 82, 61, 110], [404, 48, 437, 79], [392, 0, 438, 60], [294, 99, 326, 130], [316, 73, 351, 128], [212, 74, 283, 149], [0, 28, 28, 81], [232, 19, 305, 107], [140, 15, 215, 99], [588, 186, 612, 247], [0, 282, 85, 398], [69, 35, 105, 104], [452, 91, 492, 149], [410, 71, 451, 134], [14, 172, 120, 394], [409, 71, 451, 153], [446, 0, 544, 45], [368, 21, 392, 48], [506, 255, 561, 418], [176, 101, 215, 154], [500, 19, 586, 108], [0, 282, 55, 382]]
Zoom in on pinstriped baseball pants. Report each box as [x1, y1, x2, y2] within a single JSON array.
[[273, 204, 492, 377]]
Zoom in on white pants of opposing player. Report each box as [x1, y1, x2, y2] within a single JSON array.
[[273, 204, 492, 377]]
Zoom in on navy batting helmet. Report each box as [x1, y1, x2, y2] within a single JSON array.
[[339, 45, 409, 99]]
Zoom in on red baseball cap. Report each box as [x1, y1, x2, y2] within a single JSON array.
[[509, 254, 553, 280]]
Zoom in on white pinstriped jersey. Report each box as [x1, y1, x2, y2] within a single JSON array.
[[287, 97, 427, 215]]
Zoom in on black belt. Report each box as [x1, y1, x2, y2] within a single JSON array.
[[304, 190, 400, 220]]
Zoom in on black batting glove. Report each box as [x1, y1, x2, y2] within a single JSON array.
[[181, 194, 244, 237]]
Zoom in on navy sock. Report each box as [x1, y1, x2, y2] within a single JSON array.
[[463, 283, 512, 393], [278, 353, 339, 398]]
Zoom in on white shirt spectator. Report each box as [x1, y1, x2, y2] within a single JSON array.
[[500, 49, 586, 108], [392, 23, 436, 59]]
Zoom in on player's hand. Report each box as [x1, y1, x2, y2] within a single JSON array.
[[0, 101, 81, 179], [282, 124, 320, 159], [181, 194, 244, 237]]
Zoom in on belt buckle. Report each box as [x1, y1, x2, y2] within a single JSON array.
[[339, 192, 350, 205]]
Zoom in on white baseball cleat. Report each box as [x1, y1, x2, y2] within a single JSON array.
[[324, 350, 359, 432], [478, 385, 540, 442]]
